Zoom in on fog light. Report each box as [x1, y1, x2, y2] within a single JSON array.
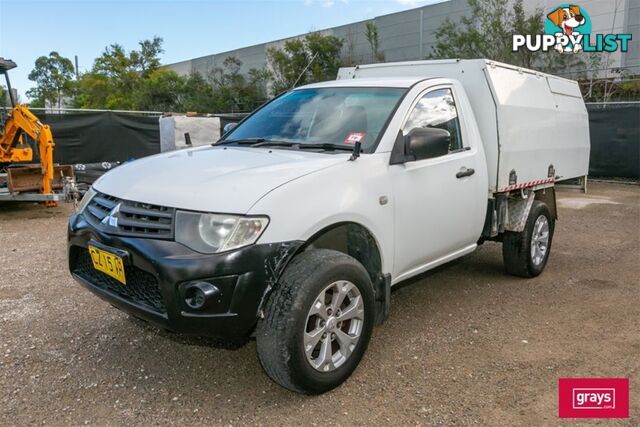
[[184, 282, 220, 310]]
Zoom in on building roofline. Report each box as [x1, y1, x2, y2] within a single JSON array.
[[164, 0, 452, 66]]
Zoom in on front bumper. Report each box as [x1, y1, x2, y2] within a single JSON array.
[[68, 212, 303, 340]]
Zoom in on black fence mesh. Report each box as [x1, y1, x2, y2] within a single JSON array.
[[11, 106, 639, 179], [586, 103, 640, 179]]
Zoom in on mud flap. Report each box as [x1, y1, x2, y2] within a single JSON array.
[[375, 273, 391, 325], [504, 190, 535, 232]]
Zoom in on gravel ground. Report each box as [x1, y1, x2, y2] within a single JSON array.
[[0, 181, 638, 426]]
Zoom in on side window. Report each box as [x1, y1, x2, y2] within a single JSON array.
[[402, 88, 463, 152]]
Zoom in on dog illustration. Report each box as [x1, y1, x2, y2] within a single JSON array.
[[547, 5, 586, 52]]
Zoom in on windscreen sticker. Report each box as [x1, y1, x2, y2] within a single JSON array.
[[344, 132, 365, 144]]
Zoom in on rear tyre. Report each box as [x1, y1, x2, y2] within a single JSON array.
[[256, 249, 375, 394], [502, 200, 554, 278]]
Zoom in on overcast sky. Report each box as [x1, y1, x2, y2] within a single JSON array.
[[0, 0, 442, 101]]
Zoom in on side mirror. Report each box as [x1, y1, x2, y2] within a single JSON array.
[[223, 122, 238, 134], [404, 127, 450, 161]]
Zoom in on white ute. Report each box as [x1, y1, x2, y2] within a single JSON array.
[[68, 59, 590, 394]]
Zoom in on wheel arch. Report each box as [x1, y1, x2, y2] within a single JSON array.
[[301, 221, 390, 325], [259, 221, 390, 325]]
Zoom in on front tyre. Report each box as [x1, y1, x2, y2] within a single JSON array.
[[256, 249, 375, 394], [502, 200, 555, 278]]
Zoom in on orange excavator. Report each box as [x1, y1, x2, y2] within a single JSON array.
[[0, 57, 74, 207]]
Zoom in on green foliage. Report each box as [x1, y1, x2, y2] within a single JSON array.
[[511, 0, 545, 69], [73, 73, 112, 109], [30, 32, 343, 113], [27, 97, 45, 108], [205, 56, 271, 112], [136, 37, 164, 75], [136, 68, 185, 112], [365, 21, 384, 63], [430, 0, 640, 100], [609, 78, 640, 102], [247, 68, 272, 101], [577, 56, 638, 102], [431, 0, 508, 61], [26, 51, 75, 108], [181, 72, 216, 112], [305, 33, 344, 82], [68, 38, 269, 113], [75, 37, 165, 110], [268, 33, 343, 94], [618, 79, 640, 100], [92, 36, 163, 79], [268, 39, 311, 93], [431, 0, 558, 71], [0, 85, 7, 107]]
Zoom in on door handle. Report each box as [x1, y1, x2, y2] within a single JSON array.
[[456, 167, 475, 178]]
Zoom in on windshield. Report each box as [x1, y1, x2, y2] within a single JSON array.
[[222, 87, 406, 152]]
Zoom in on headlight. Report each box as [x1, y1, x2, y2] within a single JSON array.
[[77, 187, 96, 213], [175, 211, 269, 253]]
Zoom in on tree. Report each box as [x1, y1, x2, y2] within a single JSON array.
[[75, 47, 270, 113], [93, 36, 163, 78], [365, 21, 384, 63], [431, 0, 555, 70], [135, 37, 164, 76], [182, 72, 217, 112], [247, 68, 271, 103], [268, 39, 311, 93], [268, 33, 343, 94], [305, 33, 344, 82], [73, 73, 113, 109], [617, 77, 640, 101], [206, 56, 271, 112], [511, 0, 545, 69], [136, 68, 186, 112], [207, 56, 245, 112], [39, 35, 277, 113], [75, 37, 165, 110], [26, 51, 75, 109]]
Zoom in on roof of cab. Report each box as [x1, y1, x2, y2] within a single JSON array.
[[296, 77, 425, 90]]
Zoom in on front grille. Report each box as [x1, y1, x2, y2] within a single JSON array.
[[85, 191, 174, 238], [71, 247, 167, 314]]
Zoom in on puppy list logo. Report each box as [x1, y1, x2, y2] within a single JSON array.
[[513, 4, 632, 54]]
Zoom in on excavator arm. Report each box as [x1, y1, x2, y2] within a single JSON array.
[[0, 104, 56, 201], [0, 57, 69, 207]]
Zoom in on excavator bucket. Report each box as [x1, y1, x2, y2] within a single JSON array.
[[7, 164, 75, 193]]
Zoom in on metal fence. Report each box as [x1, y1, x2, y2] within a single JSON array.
[[28, 107, 163, 117]]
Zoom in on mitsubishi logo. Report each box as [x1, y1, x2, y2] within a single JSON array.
[[101, 203, 121, 228]]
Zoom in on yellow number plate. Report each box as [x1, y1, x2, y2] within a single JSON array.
[[88, 245, 126, 285]]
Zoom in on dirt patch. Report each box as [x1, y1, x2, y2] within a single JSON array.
[[0, 182, 638, 425], [557, 195, 621, 209]]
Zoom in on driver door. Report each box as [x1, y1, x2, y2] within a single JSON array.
[[390, 86, 481, 280]]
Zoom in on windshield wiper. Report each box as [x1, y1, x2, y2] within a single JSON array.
[[296, 143, 354, 152], [251, 141, 297, 148], [214, 138, 266, 146], [214, 139, 358, 156]]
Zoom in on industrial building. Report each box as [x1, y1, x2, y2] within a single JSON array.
[[166, 0, 639, 79]]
